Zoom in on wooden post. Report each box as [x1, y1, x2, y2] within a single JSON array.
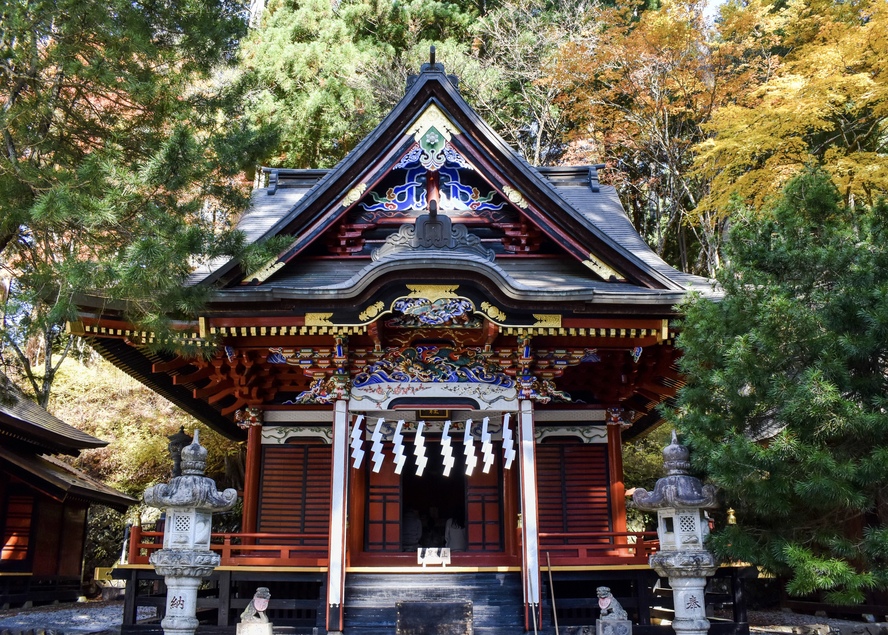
[[241, 423, 262, 535], [216, 570, 232, 626], [518, 399, 541, 630], [503, 448, 520, 559], [122, 569, 139, 625], [607, 422, 628, 536], [731, 568, 748, 624], [326, 399, 349, 633]]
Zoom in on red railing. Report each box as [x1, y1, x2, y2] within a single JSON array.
[[127, 526, 329, 567], [127, 527, 655, 568], [540, 531, 659, 565]]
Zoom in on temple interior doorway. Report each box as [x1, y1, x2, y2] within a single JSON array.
[[400, 441, 467, 551]]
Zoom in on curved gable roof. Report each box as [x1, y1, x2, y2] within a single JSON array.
[[199, 65, 714, 296]]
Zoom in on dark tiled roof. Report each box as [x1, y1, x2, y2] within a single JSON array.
[[0, 446, 135, 511], [188, 184, 316, 285], [553, 183, 717, 294], [215, 252, 695, 306], [0, 375, 107, 454]]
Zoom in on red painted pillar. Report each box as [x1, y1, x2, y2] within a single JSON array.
[[242, 423, 262, 535], [607, 421, 628, 536]]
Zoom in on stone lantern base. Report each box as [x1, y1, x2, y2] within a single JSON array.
[[597, 620, 633, 635], [237, 623, 274, 635]]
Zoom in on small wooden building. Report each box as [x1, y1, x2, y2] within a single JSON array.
[[0, 374, 135, 607], [74, 59, 746, 634]]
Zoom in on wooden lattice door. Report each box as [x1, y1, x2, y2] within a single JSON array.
[[536, 442, 611, 545], [365, 446, 401, 552], [466, 454, 503, 552], [258, 442, 332, 545]]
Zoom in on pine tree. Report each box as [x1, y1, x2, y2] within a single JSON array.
[[674, 168, 888, 604], [238, 0, 484, 169], [0, 0, 268, 405]]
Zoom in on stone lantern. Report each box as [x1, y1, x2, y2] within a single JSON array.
[[144, 430, 238, 635], [633, 431, 719, 635]]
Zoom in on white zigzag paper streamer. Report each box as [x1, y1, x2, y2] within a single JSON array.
[[370, 417, 385, 473], [441, 420, 454, 477], [481, 417, 494, 473], [463, 419, 478, 476], [350, 415, 365, 469], [414, 421, 428, 476], [392, 420, 406, 474], [502, 413, 516, 470]]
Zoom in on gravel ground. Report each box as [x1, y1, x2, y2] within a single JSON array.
[[0, 600, 156, 634], [0, 601, 876, 635]]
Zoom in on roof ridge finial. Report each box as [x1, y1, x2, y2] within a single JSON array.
[[406, 44, 460, 92]]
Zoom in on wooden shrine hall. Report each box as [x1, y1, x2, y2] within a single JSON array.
[[73, 55, 747, 635]]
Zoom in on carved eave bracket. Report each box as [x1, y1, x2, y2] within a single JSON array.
[[270, 336, 352, 405], [371, 203, 495, 262]]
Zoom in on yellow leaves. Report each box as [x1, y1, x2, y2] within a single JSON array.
[[694, 0, 888, 214]]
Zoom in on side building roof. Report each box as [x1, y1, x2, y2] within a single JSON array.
[[0, 373, 135, 511]]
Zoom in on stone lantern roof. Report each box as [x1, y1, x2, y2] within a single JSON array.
[[633, 431, 718, 511]]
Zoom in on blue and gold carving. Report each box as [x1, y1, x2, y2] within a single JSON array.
[[439, 167, 505, 213], [266, 350, 288, 364], [353, 346, 514, 388], [359, 155, 506, 219], [362, 166, 427, 213], [285, 372, 350, 405], [387, 297, 480, 328], [517, 372, 571, 404]]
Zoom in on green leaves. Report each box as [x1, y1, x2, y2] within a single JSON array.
[[0, 0, 260, 405], [673, 168, 888, 603]]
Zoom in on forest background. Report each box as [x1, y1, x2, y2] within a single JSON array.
[[1, 0, 887, 604]]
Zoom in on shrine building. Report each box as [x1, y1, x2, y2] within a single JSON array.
[[72, 57, 748, 635]]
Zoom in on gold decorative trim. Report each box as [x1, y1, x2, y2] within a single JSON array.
[[359, 301, 385, 322], [481, 302, 507, 322], [211, 325, 367, 337], [532, 314, 562, 328], [502, 185, 528, 209], [243, 259, 284, 283], [66, 320, 86, 336], [583, 254, 623, 281], [341, 183, 367, 208], [76, 323, 207, 347], [409, 104, 459, 143], [405, 284, 459, 302], [501, 326, 662, 338], [304, 313, 334, 326]]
